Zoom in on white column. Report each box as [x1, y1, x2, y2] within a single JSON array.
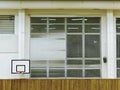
[[107, 10, 116, 78], [18, 9, 25, 59]]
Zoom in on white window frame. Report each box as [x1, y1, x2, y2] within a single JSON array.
[[114, 10, 120, 78], [0, 10, 18, 35], [27, 10, 108, 78]]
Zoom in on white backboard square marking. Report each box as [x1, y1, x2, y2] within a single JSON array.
[[16, 65, 25, 72]]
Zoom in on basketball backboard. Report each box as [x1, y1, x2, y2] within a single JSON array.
[[11, 59, 30, 74]]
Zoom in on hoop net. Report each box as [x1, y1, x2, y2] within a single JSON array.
[[17, 71, 25, 77]]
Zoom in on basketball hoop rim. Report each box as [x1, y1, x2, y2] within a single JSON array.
[[17, 71, 25, 74]]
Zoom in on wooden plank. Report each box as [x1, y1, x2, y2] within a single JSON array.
[[72, 79, 79, 90], [51, 79, 62, 90], [28, 79, 40, 90], [3, 80, 11, 90], [61, 79, 69, 90], [0, 80, 3, 90], [20, 79, 28, 90], [117, 79, 120, 90], [86, 79, 92, 90], [46, 79, 52, 90], [69, 79, 74, 90], [90, 79, 99, 90], [0, 0, 119, 1], [40, 79, 48, 90], [1, 79, 120, 90], [11, 79, 21, 90], [99, 79, 107, 90]]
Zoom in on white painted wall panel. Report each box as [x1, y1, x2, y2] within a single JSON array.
[[0, 35, 18, 52], [0, 53, 18, 78]]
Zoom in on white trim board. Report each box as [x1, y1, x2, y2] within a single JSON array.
[[1, 1, 120, 9]]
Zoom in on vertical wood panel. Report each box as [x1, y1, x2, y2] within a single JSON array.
[[1, 79, 120, 90], [3, 80, 11, 90], [91, 79, 100, 90], [61, 79, 69, 90], [72, 79, 79, 90], [0, 80, 3, 90], [40, 79, 48, 90], [20, 79, 28, 90], [46, 79, 52, 90], [52, 79, 62, 90], [118, 79, 120, 90], [106, 80, 112, 90], [69, 79, 74, 90], [28, 79, 36, 90], [99, 79, 107, 90], [11, 79, 21, 90], [86, 79, 91, 90]]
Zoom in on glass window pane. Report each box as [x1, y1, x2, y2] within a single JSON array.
[[49, 69, 65, 77], [31, 68, 47, 77], [67, 17, 83, 23], [49, 25, 64, 33], [85, 17, 100, 23], [85, 35, 100, 58], [85, 25, 100, 33], [67, 25, 82, 33], [49, 60, 65, 68], [117, 35, 120, 58], [67, 69, 82, 77], [0, 15, 14, 34], [31, 60, 47, 68], [116, 25, 120, 33], [117, 60, 120, 68], [49, 17, 64, 23], [85, 69, 100, 77], [116, 18, 120, 32], [67, 60, 83, 68], [116, 18, 120, 23], [117, 69, 120, 77], [67, 35, 82, 58], [31, 17, 47, 23], [31, 25, 46, 33], [85, 60, 101, 68], [67, 60, 82, 64]]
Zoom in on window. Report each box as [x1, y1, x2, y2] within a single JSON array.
[[30, 17, 101, 78], [116, 18, 120, 77], [0, 15, 14, 34]]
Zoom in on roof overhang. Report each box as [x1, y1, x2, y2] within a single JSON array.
[[0, 0, 120, 1], [0, 1, 120, 9]]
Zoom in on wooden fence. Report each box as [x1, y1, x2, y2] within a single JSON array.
[[0, 79, 119, 90]]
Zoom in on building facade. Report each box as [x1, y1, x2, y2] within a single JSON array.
[[0, 1, 120, 78]]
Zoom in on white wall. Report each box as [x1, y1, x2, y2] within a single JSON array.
[[0, 35, 19, 78], [0, 53, 18, 78], [0, 1, 120, 79], [0, 35, 18, 52]]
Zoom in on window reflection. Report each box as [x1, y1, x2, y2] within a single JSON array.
[[67, 17, 83, 23], [0, 15, 14, 34], [84, 17, 100, 23], [67, 25, 82, 33], [49, 25, 64, 33], [67, 35, 82, 58], [85, 25, 100, 33], [85, 35, 100, 58], [49, 17, 64, 23]]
